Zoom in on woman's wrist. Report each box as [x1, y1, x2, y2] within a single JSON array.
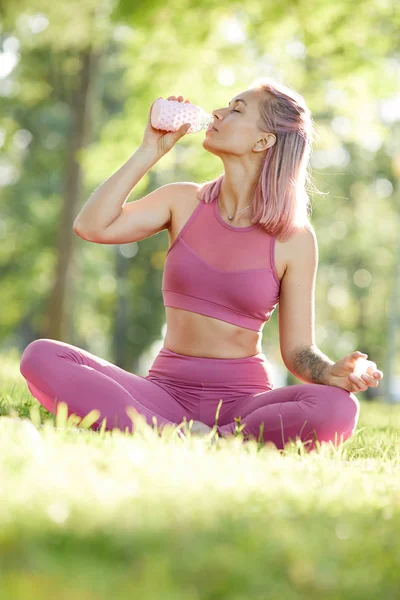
[[290, 345, 335, 385]]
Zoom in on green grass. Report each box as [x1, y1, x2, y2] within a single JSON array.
[[1, 349, 400, 599]]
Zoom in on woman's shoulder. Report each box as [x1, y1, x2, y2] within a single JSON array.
[[275, 223, 316, 278], [279, 222, 316, 245], [169, 182, 204, 232]]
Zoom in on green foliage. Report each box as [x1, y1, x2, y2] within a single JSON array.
[[0, 0, 398, 376]]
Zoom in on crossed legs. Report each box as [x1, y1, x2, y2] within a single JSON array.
[[20, 339, 360, 451]]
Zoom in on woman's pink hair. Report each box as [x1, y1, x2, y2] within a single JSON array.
[[196, 77, 323, 241]]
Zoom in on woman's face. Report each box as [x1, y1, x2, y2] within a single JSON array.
[[203, 88, 272, 157]]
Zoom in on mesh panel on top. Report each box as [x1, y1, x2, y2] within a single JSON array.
[[178, 197, 276, 273], [162, 196, 281, 331]]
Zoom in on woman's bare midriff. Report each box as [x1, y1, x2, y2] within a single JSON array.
[[162, 184, 289, 359]]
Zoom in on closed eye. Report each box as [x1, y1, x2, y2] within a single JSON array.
[[233, 109, 241, 113]]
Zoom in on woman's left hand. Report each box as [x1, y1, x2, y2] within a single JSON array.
[[326, 351, 384, 393]]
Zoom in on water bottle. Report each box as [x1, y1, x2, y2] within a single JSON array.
[[151, 98, 214, 134]]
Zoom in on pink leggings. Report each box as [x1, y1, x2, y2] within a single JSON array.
[[19, 338, 360, 451]]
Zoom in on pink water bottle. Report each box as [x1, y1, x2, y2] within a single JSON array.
[[151, 98, 214, 134]]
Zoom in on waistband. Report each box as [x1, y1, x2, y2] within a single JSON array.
[[147, 347, 273, 389]]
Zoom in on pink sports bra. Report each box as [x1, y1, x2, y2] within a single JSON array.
[[162, 196, 281, 332]]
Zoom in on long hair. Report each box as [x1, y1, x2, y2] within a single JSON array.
[[196, 77, 324, 241]]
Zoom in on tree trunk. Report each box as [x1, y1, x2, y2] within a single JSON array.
[[44, 47, 101, 341]]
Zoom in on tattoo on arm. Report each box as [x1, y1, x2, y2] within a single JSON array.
[[291, 345, 334, 385]]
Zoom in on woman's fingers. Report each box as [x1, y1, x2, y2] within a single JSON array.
[[364, 364, 383, 380], [166, 95, 190, 103], [349, 373, 368, 391], [361, 373, 376, 386], [368, 367, 383, 379], [350, 359, 382, 388], [349, 372, 380, 390]]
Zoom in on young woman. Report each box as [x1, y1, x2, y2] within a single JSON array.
[[20, 78, 383, 450]]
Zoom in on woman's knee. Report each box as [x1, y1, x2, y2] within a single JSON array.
[[318, 384, 360, 434], [300, 383, 359, 435], [344, 390, 360, 434], [328, 385, 359, 413], [20, 338, 59, 378]]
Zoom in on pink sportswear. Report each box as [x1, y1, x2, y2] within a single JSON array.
[[162, 196, 281, 331]]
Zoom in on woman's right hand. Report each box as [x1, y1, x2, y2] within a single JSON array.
[[140, 95, 192, 157]]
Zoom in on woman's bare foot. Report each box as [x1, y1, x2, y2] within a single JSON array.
[[190, 421, 213, 436], [174, 420, 220, 444]]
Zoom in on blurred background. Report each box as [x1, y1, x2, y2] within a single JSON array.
[[1, 0, 399, 402]]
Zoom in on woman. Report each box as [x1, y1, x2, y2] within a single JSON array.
[[20, 78, 383, 450]]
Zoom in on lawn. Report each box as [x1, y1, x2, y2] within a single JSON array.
[[1, 349, 399, 600]]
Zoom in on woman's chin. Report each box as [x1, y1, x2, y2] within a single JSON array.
[[201, 137, 220, 155]]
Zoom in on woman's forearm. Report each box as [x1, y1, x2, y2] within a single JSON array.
[[289, 345, 334, 385]]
